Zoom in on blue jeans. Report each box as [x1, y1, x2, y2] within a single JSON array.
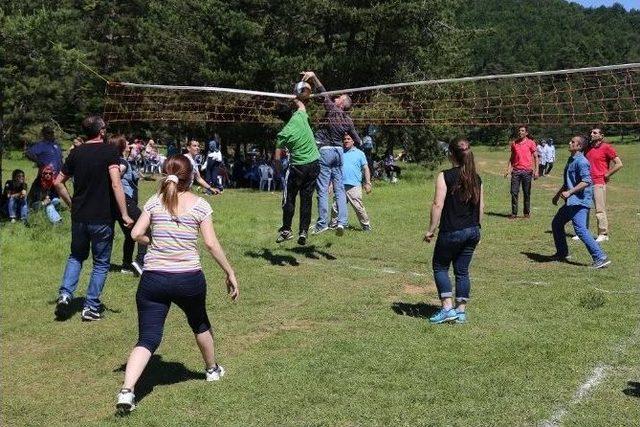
[[432, 226, 480, 302], [316, 146, 347, 228], [59, 221, 115, 310], [45, 198, 62, 223], [552, 204, 606, 262], [8, 197, 28, 220]]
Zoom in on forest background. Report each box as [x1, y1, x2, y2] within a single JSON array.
[[2, 0, 639, 160]]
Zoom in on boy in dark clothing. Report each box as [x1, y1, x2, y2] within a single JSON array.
[[2, 169, 29, 223]]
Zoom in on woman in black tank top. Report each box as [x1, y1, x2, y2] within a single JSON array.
[[423, 139, 484, 324]]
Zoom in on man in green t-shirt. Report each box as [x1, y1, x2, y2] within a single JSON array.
[[274, 98, 320, 245]]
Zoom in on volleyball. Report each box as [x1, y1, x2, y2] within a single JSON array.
[[294, 81, 312, 100]]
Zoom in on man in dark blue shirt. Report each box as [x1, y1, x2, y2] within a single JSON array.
[[26, 125, 63, 174]]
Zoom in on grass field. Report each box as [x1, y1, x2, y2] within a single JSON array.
[[1, 143, 639, 426]]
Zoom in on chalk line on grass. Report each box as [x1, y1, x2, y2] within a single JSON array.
[[593, 287, 640, 294], [539, 322, 640, 426]]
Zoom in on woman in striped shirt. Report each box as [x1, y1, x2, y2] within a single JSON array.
[[116, 155, 239, 414]]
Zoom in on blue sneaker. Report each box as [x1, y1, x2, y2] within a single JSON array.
[[429, 308, 458, 324], [592, 257, 611, 269], [455, 311, 467, 324]]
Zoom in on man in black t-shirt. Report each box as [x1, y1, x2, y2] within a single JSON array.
[[53, 116, 133, 321]]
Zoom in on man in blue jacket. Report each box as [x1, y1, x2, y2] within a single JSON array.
[[551, 135, 610, 268]]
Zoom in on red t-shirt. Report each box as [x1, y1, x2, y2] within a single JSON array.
[[585, 141, 617, 184], [510, 138, 537, 171]]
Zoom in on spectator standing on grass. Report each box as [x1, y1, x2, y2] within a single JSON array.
[[504, 125, 539, 219], [330, 134, 372, 231], [52, 116, 134, 322], [544, 139, 556, 175], [584, 127, 623, 242], [184, 140, 220, 195], [423, 139, 484, 325], [2, 169, 29, 223], [115, 155, 238, 415], [551, 135, 610, 269], [537, 139, 548, 177], [108, 135, 147, 276], [26, 125, 63, 174], [27, 164, 62, 224], [273, 99, 320, 245], [301, 71, 361, 237]]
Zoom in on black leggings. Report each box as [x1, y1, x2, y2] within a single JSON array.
[[136, 270, 211, 353]]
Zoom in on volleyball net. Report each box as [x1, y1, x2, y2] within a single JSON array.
[[104, 63, 640, 127]]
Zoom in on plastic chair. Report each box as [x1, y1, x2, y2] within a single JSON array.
[[258, 165, 273, 191]]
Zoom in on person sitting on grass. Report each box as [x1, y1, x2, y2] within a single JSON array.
[[27, 164, 62, 224], [550, 135, 610, 269], [3, 169, 29, 223], [116, 154, 239, 415], [423, 139, 484, 324]]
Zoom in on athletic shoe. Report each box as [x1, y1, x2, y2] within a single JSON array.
[[297, 232, 307, 246], [54, 294, 70, 319], [10, 218, 16, 223], [336, 225, 344, 236], [310, 226, 329, 235], [328, 221, 338, 230], [276, 230, 293, 243], [81, 307, 102, 321], [429, 308, 458, 324], [508, 214, 517, 220], [550, 253, 572, 262], [362, 224, 372, 232], [592, 258, 611, 269], [131, 261, 143, 276], [116, 389, 136, 414], [523, 213, 531, 219], [206, 364, 225, 381], [455, 311, 467, 324], [595, 234, 609, 243], [571, 235, 581, 241], [120, 264, 134, 274]]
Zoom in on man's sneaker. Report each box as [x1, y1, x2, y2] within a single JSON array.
[[328, 221, 338, 230], [120, 264, 135, 275], [571, 235, 581, 241], [508, 214, 517, 220], [523, 213, 531, 219], [116, 388, 136, 414], [276, 230, 293, 243], [54, 294, 70, 319], [297, 232, 307, 246], [310, 226, 329, 235], [131, 261, 143, 276], [81, 307, 102, 321], [592, 258, 611, 269], [550, 253, 572, 262], [362, 224, 372, 232], [595, 234, 609, 243], [455, 311, 467, 324], [336, 225, 344, 236], [429, 308, 458, 324], [206, 364, 225, 381]]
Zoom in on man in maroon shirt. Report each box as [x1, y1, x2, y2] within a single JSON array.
[[504, 126, 539, 219], [584, 127, 623, 242]]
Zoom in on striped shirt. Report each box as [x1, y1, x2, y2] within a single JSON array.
[[143, 194, 213, 273]]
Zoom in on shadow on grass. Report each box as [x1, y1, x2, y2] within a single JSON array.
[[520, 251, 588, 266], [485, 211, 513, 218], [623, 381, 640, 398], [286, 245, 336, 260], [114, 355, 205, 403], [391, 302, 440, 319], [245, 248, 299, 266]]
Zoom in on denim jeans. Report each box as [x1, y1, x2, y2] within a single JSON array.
[[59, 221, 115, 310], [316, 146, 347, 228], [432, 226, 480, 302], [552, 204, 606, 262], [45, 198, 62, 223], [8, 197, 28, 220]]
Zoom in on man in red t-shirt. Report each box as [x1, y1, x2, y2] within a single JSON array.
[[584, 128, 623, 242], [504, 126, 539, 218]]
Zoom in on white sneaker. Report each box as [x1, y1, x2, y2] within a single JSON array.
[[336, 225, 344, 236], [571, 235, 580, 241], [595, 235, 609, 243], [206, 364, 225, 381], [116, 389, 136, 414], [131, 261, 143, 276]]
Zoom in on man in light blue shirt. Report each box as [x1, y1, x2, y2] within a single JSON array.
[[551, 135, 610, 268], [331, 134, 372, 231]]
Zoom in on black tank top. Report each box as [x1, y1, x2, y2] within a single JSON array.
[[440, 167, 481, 232]]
